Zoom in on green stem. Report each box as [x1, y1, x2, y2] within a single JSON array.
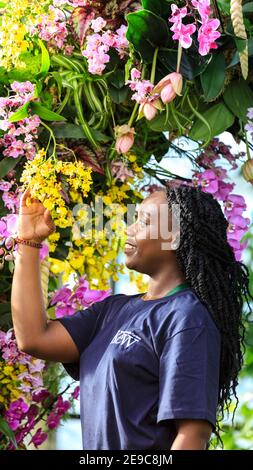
[[176, 43, 182, 74], [186, 94, 212, 149], [244, 126, 251, 160], [127, 101, 139, 127], [150, 47, 159, 85], [56, 87, 71, 114], [40, 121, 57, 160]]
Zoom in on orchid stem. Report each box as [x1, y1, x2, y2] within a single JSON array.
[[176, 44, 183, 74], [150, 47, 159, 85]]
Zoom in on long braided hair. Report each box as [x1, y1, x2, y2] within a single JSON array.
[[165, 183, 252, 443]]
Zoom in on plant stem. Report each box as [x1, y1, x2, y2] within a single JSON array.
[[244, 126, 251, 160], [127, 101, 139, 127], [40, 121, 57, 160], [176, 43, 182, 73], [150, 47, 159, 84]]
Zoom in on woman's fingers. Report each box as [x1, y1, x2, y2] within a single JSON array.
[[44, 209, 55, 233], [20, 186, 31, 207], [20, 186, 41, 207]]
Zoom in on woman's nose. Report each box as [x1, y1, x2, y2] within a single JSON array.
[[126, 222, 136, 236]]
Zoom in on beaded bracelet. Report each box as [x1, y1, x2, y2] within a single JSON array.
[[15, 237, 43, 249]]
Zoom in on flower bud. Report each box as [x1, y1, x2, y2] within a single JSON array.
[[153, 72, 183, 104], [242, 159, 253, 184], [115, 124, 135, 154]]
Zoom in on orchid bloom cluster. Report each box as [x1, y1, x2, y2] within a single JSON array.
[[0, 81, 40, 161], [115, 69, 183, 154], [49, 275, 111, 318], [29, 3, 74, 56], [192, 138, 249, 261], [20, 149, 93, 228], [0, 329, 80, 449], [82, 17, 129, 75], [169, 1, 221, 55]]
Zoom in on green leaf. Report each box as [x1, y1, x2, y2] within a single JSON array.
[[141, 0, 170, 17], [8, 53, 41, 82], [234, 37, 248, 53], [51, 122, 87, 139], [126, 9, 169, 63], [36, 39, 51, 80], [8, 102, 29, 122], [141, 0, 162, 15], [0, 416, 17, 449], [227, 38, 253, 68], [223, 80, 253, 122], [50, 123, 111, 142], [200, 52, 226, 101], [158, 48, 211, 79], [189, 102, 235, 141], [0, 156, 22, 178], [243, 2, 253, 13], [30, 102, 66, 121], [51, 71, 63, 97], [107, 69, 125, 89], [108, 84, 129, 104]]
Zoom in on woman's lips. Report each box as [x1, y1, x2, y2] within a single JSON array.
[[124, 242, 136, 253]]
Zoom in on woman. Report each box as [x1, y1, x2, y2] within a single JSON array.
[[11, 184, 252, 450]]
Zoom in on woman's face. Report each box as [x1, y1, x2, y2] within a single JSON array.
[[124, 190, 178, 275]]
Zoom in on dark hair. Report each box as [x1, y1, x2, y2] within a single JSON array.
[[165, 183, 252, 445]]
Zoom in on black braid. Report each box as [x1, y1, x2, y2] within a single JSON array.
[[165, 183, 253, 446]]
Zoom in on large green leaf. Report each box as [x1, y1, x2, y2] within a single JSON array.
[[189, 102, 235, 141], [141, 0, 171, 18], [126, 10, 169, 63], [30, 102, 66, 121], [0, 156, 22, 178], [200, 52, 226, 101], [223, 80, 253, 122]]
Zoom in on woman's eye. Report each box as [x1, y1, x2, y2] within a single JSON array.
[[139, 219, 147, 226]]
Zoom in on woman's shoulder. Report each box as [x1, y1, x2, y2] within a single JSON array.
[[160, 288, 219, 335]]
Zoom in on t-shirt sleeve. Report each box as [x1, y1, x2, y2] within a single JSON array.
[[157, 326, 220, 429], [54, 297, 109, 380]]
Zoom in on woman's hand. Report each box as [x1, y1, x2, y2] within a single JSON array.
[[17, 186, 56, 243]]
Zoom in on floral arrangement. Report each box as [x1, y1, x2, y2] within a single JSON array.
[[0, 0, 252, 449]]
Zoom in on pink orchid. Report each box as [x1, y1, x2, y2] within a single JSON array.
[[90, 17, 106, 33], [115, 124, 135, 154], [191, 0, 212, 22], [197, 18, 221, 55], [169, 4, 196, 49], [153, 72, 183, 104], [196, 169, 219, 194], [224, 194, 247, 217], [138, 96, 163, 121], [30, 428, 48, 447], [111, 161, 134, 182]]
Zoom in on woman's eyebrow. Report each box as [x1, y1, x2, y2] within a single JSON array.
[[137, 209, 150, 218]]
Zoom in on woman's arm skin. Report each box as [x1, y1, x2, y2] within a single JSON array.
[[11, 186, 79, 363], [170, 419, 212, 450]]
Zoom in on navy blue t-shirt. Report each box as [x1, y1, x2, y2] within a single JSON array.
[[56, 288, 221, 450]]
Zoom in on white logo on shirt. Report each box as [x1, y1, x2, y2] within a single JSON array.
[[110, 330, 141, 349]]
